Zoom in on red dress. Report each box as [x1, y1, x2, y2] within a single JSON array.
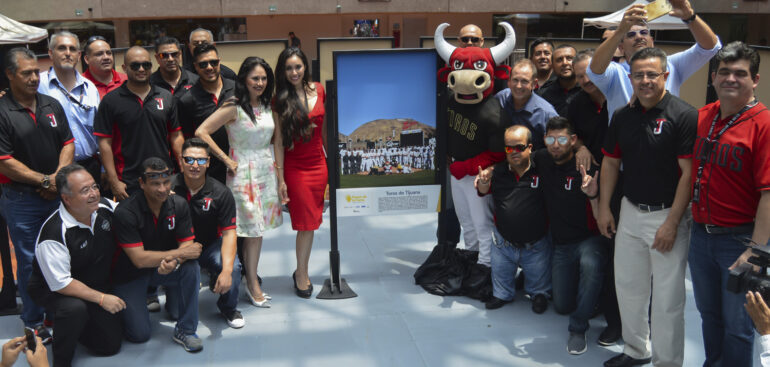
[[284, 82, 328, 230]]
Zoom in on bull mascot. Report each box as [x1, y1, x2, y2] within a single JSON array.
[[414, 23, 515, 300]]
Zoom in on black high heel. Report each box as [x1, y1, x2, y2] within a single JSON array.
[[293, 271, 312, 299]]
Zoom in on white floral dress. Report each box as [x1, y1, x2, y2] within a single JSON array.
[[225, 105, 283, 237]]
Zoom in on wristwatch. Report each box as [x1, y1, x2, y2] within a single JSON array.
[[41, 175, 50, 189], [683, 13, 697, 24]]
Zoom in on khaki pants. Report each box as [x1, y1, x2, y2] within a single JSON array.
[[614, 197, 690, 367]]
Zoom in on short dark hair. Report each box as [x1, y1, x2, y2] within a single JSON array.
[[574, 48, 595, 64], [182, 137, 210, 155], [554, 44, 576, 54], [55, 164, 87, 196], [629, 47, 667, 73], [4, 47, 36, 75], [546, 116, 574, 135], [715, 41, 760, 79], [512, 59, 537, 80], [530, 38, 554, 56], [155, 36, 181, 51], [141, 157, 169, 177], [193, 43, 218, 60]]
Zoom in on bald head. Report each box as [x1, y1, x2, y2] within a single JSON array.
[[459, 24, 484, 48], [123, 46, 152, 84]]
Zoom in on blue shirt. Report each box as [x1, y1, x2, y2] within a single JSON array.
[[586, 39, 722, 118], [494, 88, 558, 149], [38, 67, 100, 161]]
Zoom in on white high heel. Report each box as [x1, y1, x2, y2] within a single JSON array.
[[246, 286, 271, 308]]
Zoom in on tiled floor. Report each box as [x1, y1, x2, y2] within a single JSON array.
[[0, 211, 762, 366]]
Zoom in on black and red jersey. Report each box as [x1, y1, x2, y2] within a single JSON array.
[[149, 69, 198, 97], [483, 160, 547, 244], [171, 175, 236, 247], [446, 95, 506, 162]]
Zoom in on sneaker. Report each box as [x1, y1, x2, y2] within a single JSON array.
[[173, 329, 203, 353], [34, 324, 52, 345], [598, 325, 622, 346], [532, 294, 548, 314], [567, 332, 587, 355], [147, 294, 160, 313], [223, 310, 245, 329]]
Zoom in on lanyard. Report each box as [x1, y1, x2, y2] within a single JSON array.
[[52, 79, 92, 112], [693, 100, 761, 203]]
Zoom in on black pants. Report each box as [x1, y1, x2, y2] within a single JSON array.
[[0, 201, 15, 310], [43, 294, 122, 367]]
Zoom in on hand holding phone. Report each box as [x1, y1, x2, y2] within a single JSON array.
[[23, 327, 36, 353], [645, 0, 673, 22]]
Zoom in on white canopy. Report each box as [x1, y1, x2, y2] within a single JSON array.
[[0, 13, 47, 45], [582, 0, 689, 36]]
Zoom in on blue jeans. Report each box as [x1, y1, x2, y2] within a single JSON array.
[[113, 260, 200, 342], [0, 188, 59, 327], [689, 223, 754, 367], [490, 229, 552, 301], [168, 238, 242, 314], [551, 235, 608, 333]]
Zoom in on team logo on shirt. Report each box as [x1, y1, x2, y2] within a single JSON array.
[[653, 119, 666, 135], [155, 98, 164, 110], [47, 114, 57, 127], [184, 85, 193, 90], [564, 176, 574, 191], [80, 241, 88, 249], [530, 175, 540, 188], [101, 219, 110, 231], [202, 197, 212, 211], [167, 215, 175, 230]]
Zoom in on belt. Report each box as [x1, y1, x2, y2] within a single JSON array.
[[503, 238, 537, 249], [630, 201, 669, 213], [697, 222, 754, 235], [1, 182, 39, 194]]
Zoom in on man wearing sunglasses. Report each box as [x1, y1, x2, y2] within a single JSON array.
[[112, 157, 203, 352], [150, 37, 198, 97], [476, 125, 551, 315], [38, 32, 102, 186], [176, 43, 235, 184], [588, 0, 720, 116], [94, 46, 184, 200], [83, 36, 127, 99], [458, 24, 484, 48], [183, 28, 237, 81], [171, 138, 244, 329]]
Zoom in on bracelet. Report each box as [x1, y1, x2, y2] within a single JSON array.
[[273, 162, 282, 169], [683, 13, 697, 24], [99, 293, 105, 306], [587, 192, 599, 200]]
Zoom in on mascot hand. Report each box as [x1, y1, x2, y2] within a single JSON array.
[[450, 160, 471, 180]]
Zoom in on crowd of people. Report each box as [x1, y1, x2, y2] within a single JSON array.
[[0, 0, 769, 365]]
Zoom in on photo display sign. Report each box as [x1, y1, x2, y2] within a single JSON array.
[[333, 49, 441, 217]]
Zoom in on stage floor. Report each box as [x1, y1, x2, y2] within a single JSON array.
[[0, 211, 763, 366]]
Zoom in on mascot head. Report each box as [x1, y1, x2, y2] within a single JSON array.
[[436, 22, 516, 104]]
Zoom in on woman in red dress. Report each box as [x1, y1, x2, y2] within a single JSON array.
[[273, 47, 327, 298]]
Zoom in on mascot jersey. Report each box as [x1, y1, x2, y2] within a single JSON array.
[[446, 93, 506, 162]]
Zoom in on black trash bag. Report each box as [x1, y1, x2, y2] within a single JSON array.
[[414, 243, 492, 301]]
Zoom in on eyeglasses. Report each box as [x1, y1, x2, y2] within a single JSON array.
[[183, 156, 209, 165], [159, 51, 180, 59], [196, 59, 220, 69], [85, 35, 106, 47], [142, 170, 172, 180], [544, 136, 571, 145], [78, 183, 100, 196], [129, 61, 153, 71], [191, 40, 209, 47], [625, 29, 650, 38], [504, 144, 528, 154], [630, 72, 664, 81], [460, 36, 481, 44]]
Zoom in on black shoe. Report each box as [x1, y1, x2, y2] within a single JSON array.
[[531, 294, 548, 314], [292, 271, 312, 299], [484, 296, 511, 310], [598, 325, 622, 346], [33, 324, 52, 345], [603, 353, 651, 367]]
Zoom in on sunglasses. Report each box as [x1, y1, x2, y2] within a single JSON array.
[[625, 29, 650, 38], [544, 136, 570, 145], [142, 170, 172, 180], [196, 59, 220, 69], [504, 144, 528, 154], [183, 156, 209, 165], [129, 61, 152, 71], [460, 36, 481, 44], [85, 35, 106, 47], [159, 51, 180, 59]]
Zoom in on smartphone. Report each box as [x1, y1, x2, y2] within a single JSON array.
[[23, 327, 36, 352], [645, 0, 673, 22]]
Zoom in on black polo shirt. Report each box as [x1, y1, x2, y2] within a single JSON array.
[[93, 83, 180, 192], [566, 90, 609, 165], [0, 92, 74, 186], [172, 175, 236, 247], [537, 81, 580, 117], [483, 160, 547, 244], [28, 198, 117, 302], [533, 149, 599, 245], [176, 78, 235, 183], [149, 69, 199, 97], [602, 92, 696, 206], [112, 192, 195, 284], [446, 94, 506, 161]]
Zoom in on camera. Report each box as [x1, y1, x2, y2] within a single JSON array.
[[727, 246, 770, 301]]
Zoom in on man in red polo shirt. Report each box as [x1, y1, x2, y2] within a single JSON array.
[[82, 37, 127, 98]]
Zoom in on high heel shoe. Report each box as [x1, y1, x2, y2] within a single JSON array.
[[245, 286, 271, 308], [292, 271, 312, 299]]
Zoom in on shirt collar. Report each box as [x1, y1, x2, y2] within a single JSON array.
[[46, 67, 88, 89], [633, 91, 671, 113], [59, 202, 98, 232], [4, 90, 50, 112], [173, 174, 213, 198]]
